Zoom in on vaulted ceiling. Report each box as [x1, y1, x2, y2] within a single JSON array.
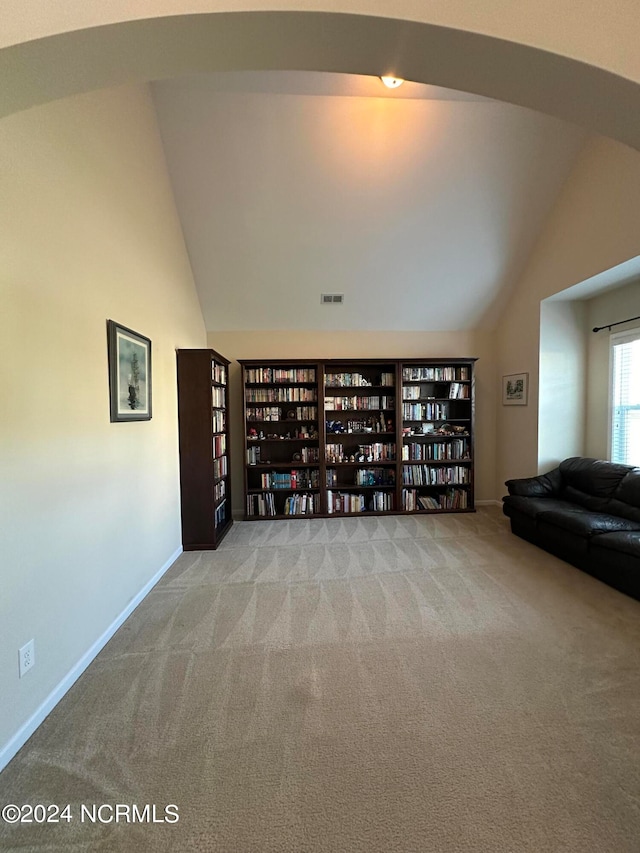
[[152, 72, 588, 331]]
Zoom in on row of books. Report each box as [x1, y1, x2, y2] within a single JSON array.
[[402, 439, 469, 461], [326, 491, 395, 513], [403, 402, 448, 421], [212, 410, 226, 433], [402, 384, 469, 401], [327, 418, 390, 434], [247, 446, 320, 465], [245, 387, 317, 403], [325, 443, 396, 463], [246, 406, 318, 421], [246, 446, 261, 465], [212, 386, 226, 408], [214, 479, 226, 503], [299, 447, 320, 462], [213, 434, 226, 459], [257, 470, 320, 489], [326, 468, 395, 487], [403, 386, 423, 400], [448, 383, 470, 399], [246, 492, 320, 516], [325, 396, 395, 411], [402, 465, 470, 485], [212, 364, 226, 385], [354, 467, 395, 486], [213, 456, 228, 480], [324, 372, 395, 388], [327, 492, 366, 514], [284, 493, 320, 515], [402, 488, 468, 510], [371, 491, 395, 512], [245, 368, 316, 384], [402, 366, 469, 381], [247, 487, 467, 514], [247, 492, 277, 516], [214, 500, 227, 528]]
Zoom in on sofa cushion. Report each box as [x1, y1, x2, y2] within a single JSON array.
[[505, 467, 562, 498], [557, 457, 633, 509], [559, 486, 613, 513], [590, 531, 640, 559], [502, 495, 579, 520], [537, 509, 640, 538], [607, 469, 640, 523]]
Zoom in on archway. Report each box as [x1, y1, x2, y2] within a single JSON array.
[[1, 11, 639, 150]]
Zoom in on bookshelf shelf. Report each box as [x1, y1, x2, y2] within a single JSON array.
[[177, 348, 233, 549], [329, 484, 395, 490], [249, 437, 315, 443], [246, 382, 317, 387], [246, 419, 317, 424], [240, 357, 476, 520], [246, 487, 321, 493], [329, 460, 397, 466], [248, 462, 319, 469], [402, 460, 472, 465], [327, 431, 396, 438]]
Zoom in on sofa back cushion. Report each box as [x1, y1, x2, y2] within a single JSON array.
[[558, 457, 633, 510], [607, 469, 640, 523]]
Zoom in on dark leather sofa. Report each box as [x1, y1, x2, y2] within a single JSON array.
[[502, 457, 640, 600]]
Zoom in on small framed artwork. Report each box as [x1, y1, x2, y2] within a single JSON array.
[[502, 372, 528, 406], [107, 320, 152, 421]]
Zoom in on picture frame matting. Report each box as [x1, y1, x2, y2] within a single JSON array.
[[107, 319, 152, 422], [502, 372, 528, 406]]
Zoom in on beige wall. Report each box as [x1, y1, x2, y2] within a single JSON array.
[[538, 300, 587, 472], [585, 280, 640, 459], [0, 84, 206, 754], [495, 135, 640, 492], [207, 330, 497, 515]]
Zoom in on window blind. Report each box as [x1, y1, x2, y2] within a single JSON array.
[[611, 329, 640, 466]]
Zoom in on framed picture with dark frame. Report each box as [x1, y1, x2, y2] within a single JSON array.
[[502, 372, 528, 406], [107, 320, 152, 422]]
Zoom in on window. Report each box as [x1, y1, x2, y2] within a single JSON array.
[[610, 328, 640, 466]]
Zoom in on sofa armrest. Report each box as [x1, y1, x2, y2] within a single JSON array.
[[505, 467, 562, 498]]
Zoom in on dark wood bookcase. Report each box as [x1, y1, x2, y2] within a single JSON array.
[[240, 357, 476, 520], [241, 360, 321, 519], [399, 359, 475, 513], [177, 348, 232, 548]]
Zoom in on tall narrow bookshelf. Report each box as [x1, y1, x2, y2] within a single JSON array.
[[240, 357, 476, 520], [324, 360, 398, 516], [242, 361, 321, 519], [400, 359, 475, 513], [177, 348, 232, 548]]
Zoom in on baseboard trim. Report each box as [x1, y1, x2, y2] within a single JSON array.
[[0, 545, 183, 774], [476, 500, 503, 508]]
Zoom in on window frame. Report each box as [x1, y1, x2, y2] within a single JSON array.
[[609, 325, 640, 466]]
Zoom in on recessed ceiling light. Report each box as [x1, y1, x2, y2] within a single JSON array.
[[380, 76, 404, 89]]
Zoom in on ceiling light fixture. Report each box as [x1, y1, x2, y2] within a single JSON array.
[[380, 76, 404, 89]]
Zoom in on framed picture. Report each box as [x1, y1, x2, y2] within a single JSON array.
[[502, 372, 528, 406], [107, 320, 152, 421]]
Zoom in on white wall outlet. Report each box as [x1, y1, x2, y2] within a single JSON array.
[[19, 639, 35, 678]]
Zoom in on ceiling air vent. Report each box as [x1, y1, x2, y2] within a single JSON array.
[[321, 293, 344, 304]]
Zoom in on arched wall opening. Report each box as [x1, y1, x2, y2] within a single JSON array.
[[1, 11, 639, 151], [2, 6, 640, 771]]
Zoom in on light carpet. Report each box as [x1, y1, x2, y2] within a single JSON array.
[[1, 508, 639, 852]]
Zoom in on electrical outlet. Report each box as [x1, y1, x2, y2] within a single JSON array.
[[19, 639, 35, 678]]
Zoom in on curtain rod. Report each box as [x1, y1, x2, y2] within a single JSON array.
[[592, 314, 640, 333]]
